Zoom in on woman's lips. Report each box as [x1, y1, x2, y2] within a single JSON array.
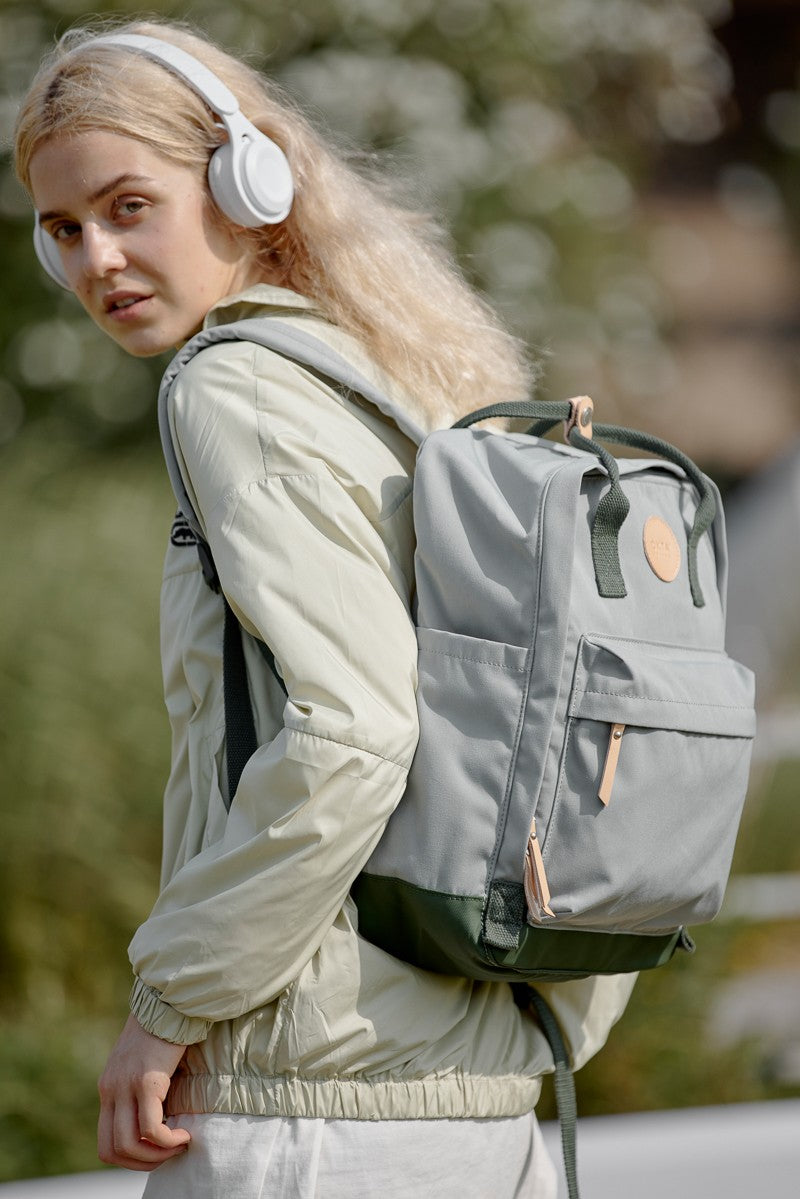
[[105, 294, 153, 320]]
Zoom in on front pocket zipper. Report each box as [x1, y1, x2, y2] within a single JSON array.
[[525, 634, 756, 935], [522, 721, 626, 921], [524, 823, 554, 922], [598, 722, 626, 805]]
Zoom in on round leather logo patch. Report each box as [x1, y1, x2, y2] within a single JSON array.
[[643, 515, 681, 582]]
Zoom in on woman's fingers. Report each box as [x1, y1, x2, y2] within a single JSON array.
[[112, 1092, 162, 1162], [97, 1014, 192, 1169], [98, 1091, 189, 1170], [137, 1089, 191, 1151], [96, 1098, 116, 1165]]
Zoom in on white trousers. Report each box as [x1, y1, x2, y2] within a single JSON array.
[[141, 1111, 558, 1199]]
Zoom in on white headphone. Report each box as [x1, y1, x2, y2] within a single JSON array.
[[33, 33, 295, 290]]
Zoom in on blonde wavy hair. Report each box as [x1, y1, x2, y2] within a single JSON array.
[[14, 18, 533, 426]]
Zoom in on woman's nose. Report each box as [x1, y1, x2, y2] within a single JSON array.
[[80, 222, 126, 278]]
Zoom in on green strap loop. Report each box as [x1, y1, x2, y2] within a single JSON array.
[[594, 423, 715, 608], [528, 990, 581, 1199], [568, 427, 630, 598]]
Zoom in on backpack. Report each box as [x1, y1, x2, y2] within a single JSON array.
[[158, 318, 756, 1197]]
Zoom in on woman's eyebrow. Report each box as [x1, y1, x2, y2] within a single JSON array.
[[38, 173, 155, 223], [88, 172, 155, 203]]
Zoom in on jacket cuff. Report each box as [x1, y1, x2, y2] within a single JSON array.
[[130, 977, 212, 1045]]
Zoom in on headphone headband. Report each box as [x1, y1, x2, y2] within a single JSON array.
[[33, 32, 294, 289], [91, 34, 241, 117]]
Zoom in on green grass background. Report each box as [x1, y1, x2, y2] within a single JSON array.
[[0, 437, 798, 1180]]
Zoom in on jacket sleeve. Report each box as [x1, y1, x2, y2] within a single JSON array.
[[530, 973, 638, 1072], [129, 343, 419, 1043]]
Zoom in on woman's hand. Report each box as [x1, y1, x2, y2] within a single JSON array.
[[97, 1014, 191, 1171]]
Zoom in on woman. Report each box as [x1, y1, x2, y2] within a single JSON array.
[[15, 19, 634, 1197]]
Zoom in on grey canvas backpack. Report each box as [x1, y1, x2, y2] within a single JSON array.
[[159, 318, 756, 1196]]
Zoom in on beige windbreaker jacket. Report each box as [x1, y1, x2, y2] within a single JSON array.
[[128, 284, 636, 1120]]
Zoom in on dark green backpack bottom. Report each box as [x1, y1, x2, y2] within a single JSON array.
[[352, 871, 693, 982]]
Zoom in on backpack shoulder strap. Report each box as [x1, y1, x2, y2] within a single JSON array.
[[158, 316, 424, 538], [157, 317, 419, 802]]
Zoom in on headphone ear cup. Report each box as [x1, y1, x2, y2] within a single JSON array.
[[238, 135, 294, 224], [208, 126, 293, 227], [33, 220, 71, 290], [208, 142, 254, 227]]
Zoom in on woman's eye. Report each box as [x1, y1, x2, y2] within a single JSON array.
[[51, 223, 80, 241], [116, 198, 146, 218]]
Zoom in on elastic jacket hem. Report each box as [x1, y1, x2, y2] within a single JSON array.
[[165, 1072, 544, 1121]]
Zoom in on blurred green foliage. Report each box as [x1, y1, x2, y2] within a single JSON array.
[[1, 0, 799, 1183], [0, 436, 172, 1179]]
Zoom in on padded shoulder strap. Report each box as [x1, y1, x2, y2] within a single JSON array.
[[158, 317, 424, 535]]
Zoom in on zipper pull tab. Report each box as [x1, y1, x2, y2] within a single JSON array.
[[598, 722, 625, 806], [524, 824, 555, 922]]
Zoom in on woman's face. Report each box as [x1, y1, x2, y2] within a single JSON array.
[[29, 130, 263, 357]]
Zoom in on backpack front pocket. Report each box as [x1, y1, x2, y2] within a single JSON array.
[[527, 634, 756, 934]]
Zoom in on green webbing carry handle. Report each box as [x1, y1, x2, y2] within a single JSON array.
[[453, 401, 716, 607], [452, 400, 573, 427]]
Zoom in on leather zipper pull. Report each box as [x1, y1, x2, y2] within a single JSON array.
[[598, 722, 625, 806], [524, 825, 555, 922]]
